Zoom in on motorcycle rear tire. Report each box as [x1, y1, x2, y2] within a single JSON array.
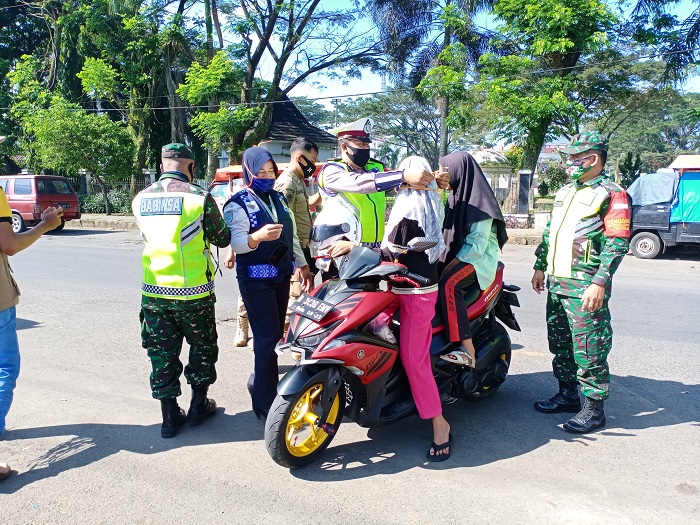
[[265, 381, 345, 468], [463, 322, 512, 402]]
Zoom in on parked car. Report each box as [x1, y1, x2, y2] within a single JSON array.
[[0, 174, 81, 233], [628, 156, 700, 258]]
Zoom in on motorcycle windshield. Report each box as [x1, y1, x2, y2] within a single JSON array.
[[337, 246, 381, 280], [311, 223, 351, 242]]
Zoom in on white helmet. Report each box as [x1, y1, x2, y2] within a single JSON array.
[[310, 206, 361, 272]]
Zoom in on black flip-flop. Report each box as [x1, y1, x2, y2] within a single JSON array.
[[426, 433, 453, 462]]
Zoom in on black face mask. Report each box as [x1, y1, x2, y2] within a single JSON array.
[[299, 154, 316, 178], [346, 145, 370, 168]]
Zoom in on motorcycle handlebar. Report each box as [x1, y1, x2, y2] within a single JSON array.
[[399, 270, 431, 287]]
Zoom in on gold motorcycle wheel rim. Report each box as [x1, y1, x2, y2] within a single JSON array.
[[285, 383, 340, 458]]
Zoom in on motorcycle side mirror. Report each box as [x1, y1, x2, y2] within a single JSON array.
[[407, 237, 438, 252]]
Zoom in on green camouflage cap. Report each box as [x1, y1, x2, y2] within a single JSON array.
[[161, 143, 195, 160], [561, 131, 608, 154]]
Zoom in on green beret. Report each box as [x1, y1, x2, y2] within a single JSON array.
[[161, 143, 195, 160], [561, 131, 608, 154]]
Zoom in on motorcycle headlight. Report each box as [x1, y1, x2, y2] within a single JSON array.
[[296, 326, 335, 348]]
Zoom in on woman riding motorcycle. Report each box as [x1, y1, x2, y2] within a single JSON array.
[[437, 151, 508, 367], [380, 156, 453, 461]]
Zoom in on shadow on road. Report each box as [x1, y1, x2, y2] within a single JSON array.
[[48, 229, 119, 236], [1, 372, 696, 490], [0, 408, 262, 494], [15, 318, 41, 331], [288, 371, 699, 481], [654, 248, 700, 262]]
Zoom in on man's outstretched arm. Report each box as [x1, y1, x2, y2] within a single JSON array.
[[0, 207, 63, 256]]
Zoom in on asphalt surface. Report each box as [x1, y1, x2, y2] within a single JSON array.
[[1, 228, 698, 524]]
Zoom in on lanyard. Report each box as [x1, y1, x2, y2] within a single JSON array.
[[253, 191, 278, 223]]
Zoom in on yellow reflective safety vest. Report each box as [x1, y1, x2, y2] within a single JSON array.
[[547, 181, 612, 278], [132, 176, 215, 300], [319, 160, 386, 244]]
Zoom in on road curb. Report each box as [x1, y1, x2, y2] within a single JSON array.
[[69, 217, 544, 244], [71, 219, 140, 231]]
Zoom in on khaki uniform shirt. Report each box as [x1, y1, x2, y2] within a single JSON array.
[[274, 169, 312, 248], [0, 188, 20, 311]]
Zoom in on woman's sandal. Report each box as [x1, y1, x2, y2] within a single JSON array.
[[426, 434, 453, 462], [439, 346, 475, 367]]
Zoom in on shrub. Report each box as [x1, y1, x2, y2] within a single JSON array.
[[79, 189, 133, 214]]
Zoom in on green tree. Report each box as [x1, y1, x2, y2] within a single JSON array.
[[21, 97, 134, 214], [618, 151, 642, 188], [537, 161, 568, 196], [291, 97, 334, 130], [368, 0, 495, 157], [338, 89, 463, 168], [475, 0, 617, 174], [215, 0, 383, 161]]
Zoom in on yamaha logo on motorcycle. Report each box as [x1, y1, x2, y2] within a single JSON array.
[[264, 247, 521, 468]]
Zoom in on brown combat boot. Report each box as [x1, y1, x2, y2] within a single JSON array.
[[234, 316, 249, 347]]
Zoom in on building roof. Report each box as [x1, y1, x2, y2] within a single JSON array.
[[668, 155, 700, 172], [266, 95, 337, 145]]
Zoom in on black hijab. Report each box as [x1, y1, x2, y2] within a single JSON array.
[[439, 151, 508, 265]]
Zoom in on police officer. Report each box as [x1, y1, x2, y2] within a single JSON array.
[[223, 146, 311, 419], [317, 118, 440, 260], [133, 143, 231, 438], [532, 131, 631, 434]]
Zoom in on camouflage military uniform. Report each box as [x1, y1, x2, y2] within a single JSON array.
[[535, 169, 630, 401], [138, 172, 230, 400]]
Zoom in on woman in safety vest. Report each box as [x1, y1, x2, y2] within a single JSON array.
[[223, 147, 312, 419]]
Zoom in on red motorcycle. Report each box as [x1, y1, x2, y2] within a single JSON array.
[[264, 246, 521, 468]]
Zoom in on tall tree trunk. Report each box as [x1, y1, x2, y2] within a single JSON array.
[[204, 0, 217, 180], [48, 18, 63, 89], [212, 0, 224, 49], [438, 94, 449, 158], [164, 48, 185, 142], [504, 117, 551, 214], [437, 4, 451, 158]]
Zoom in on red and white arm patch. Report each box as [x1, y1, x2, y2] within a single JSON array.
[[603, 190, 631, 238]]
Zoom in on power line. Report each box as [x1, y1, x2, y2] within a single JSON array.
[[2, 45, 698, 113]]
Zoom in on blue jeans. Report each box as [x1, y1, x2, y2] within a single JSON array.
[[0, 306, 20, 437]]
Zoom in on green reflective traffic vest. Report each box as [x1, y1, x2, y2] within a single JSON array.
[[132, 178, 215, 300], [320, 160, 386, 244]]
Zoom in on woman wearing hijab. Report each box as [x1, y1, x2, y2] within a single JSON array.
[[223, 147, 311, 418], [376, 156, 453, 461], [437, 151, 508, 367]]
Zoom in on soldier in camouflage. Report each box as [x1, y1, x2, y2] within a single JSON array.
[[531, 131, 631, 434], [133, 143, 230, 438]]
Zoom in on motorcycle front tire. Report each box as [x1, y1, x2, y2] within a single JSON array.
[[265, 381, 345, 468]]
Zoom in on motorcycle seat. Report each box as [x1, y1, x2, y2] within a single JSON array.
[[391, 286, 482, 331]]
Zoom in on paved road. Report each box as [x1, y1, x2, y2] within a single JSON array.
[[1, 229, 698, 524]]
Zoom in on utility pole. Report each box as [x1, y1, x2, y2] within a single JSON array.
[[331, 98, 341, 157], [331, 98, 340, 128]]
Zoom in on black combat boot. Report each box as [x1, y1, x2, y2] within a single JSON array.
[[186, 384, 218, 425], [160, 398, 186, 438], [563, 397, 606, 434], [534, 381, 581, 414]]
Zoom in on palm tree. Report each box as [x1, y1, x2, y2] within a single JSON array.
[[631, 1, 700, 82], [367, 0, 495, 156]]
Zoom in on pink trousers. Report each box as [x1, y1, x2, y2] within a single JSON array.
[[394, 292, 442, 420]]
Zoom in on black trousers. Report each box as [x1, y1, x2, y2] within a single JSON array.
[[238, 276, 291, 412], [438, 259, 480, 342]]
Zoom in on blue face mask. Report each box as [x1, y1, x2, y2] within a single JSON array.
[[250, 177, 275, 193]]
